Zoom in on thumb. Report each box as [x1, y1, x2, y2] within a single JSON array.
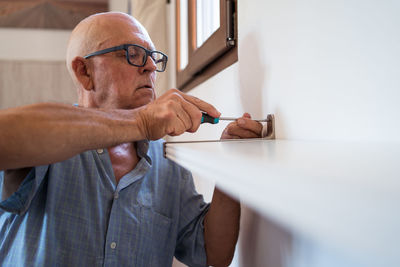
[[242, 112, 251, 119]]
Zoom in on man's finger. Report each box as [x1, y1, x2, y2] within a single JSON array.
[[166, 109, 188, 136], [242, 112, 251, 119], [162, 91, 198, 133], [174, 107, 192, 133], [237, 118, 263, 136], [221, 127, 241, 139], [181, 94, 220, 118], [226, 123, 260, 139], [163, 89, 217, 132], [178, 98, 203, 132], [223, 134, 241, 139]]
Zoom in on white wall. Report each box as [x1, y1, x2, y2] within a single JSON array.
[[109, 0, 129, 13], [0, 28, 70, 61], [0, 27, 76, 109], [169, 0, 400, 266], [240, 0, 400, 143], [183, 0, 400, 143]]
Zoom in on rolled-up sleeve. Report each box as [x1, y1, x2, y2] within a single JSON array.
[[174, 169, 210, 267], [0, 165, 48, 215]]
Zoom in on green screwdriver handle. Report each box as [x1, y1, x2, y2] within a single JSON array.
[[201, 112, 220, 124]]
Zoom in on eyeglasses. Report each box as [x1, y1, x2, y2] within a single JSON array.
[[83, 44, 168, 72]]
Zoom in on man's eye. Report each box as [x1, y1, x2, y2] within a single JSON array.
[[129, 53, 139, 59]]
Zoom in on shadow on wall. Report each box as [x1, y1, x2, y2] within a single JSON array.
[[239, 205, 293, 267], [239, 33, 287, 139], [238, 32, 268, 117]]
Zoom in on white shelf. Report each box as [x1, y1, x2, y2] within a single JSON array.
[[165, 139, 400, 267]]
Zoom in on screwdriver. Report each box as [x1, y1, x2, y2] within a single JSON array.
[[201, 112, 269, 124]]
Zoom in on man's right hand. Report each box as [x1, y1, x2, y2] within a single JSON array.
[[136, 89, 220, 140], [0, 91, 218, 170]]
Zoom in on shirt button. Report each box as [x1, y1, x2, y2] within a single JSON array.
[[114, 193, 119, 199], [97, 148, 104, 154], [110, 242, 117, 249]]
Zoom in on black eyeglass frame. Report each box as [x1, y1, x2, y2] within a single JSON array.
[[83, 44, 168, 72]]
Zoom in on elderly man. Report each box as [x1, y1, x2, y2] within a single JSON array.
[[0, 12, 262, 267]]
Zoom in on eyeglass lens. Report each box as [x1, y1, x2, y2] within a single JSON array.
[[127, 46, 166, 71]]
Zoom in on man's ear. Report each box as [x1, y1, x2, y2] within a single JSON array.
[[71, 57, 94, 91]]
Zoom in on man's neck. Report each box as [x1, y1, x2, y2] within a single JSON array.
[[108, 142, 139, 184]]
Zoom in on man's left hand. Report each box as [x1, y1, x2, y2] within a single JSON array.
[[206, 112, 261, 266], [221, 112, 262, 139]]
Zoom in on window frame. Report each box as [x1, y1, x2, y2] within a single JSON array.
[[176, 0, 237, 91]]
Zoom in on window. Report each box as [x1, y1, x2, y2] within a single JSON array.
[[176, 0, 237, 90]]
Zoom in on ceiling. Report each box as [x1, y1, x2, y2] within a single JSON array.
[[0, 0, 108, 29]]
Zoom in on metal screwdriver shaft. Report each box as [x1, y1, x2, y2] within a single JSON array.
[[201, 112, 269, 124], [219, 116, 269, 122]]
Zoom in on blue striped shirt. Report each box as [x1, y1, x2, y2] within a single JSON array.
[[0, 140, 209, 267]]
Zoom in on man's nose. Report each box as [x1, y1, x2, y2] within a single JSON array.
[[140, 55, 157, 73]]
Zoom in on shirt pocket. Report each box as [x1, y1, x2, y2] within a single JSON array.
[[136, 207, 174, 267]]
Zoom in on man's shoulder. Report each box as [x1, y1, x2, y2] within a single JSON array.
[[149, 139, 164, 149], [147, 139, 165, 159]]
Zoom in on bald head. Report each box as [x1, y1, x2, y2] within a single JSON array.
[[66, 12, 152, 84]]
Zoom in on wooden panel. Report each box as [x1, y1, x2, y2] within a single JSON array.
[[0, 0, 108, 29]]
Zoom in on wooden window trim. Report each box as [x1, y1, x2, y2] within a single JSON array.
[[176, 0, 237, 91]]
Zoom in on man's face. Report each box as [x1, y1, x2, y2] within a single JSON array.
[[87, 21, 158, 110]]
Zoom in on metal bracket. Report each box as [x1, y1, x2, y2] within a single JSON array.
[[163, 114, 276, 158], [261, 114, 275, 140]]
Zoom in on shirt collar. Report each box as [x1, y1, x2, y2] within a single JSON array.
[[136, 140, 152, 165]]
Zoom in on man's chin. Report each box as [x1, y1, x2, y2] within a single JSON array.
[[121, 96, 154, 110]]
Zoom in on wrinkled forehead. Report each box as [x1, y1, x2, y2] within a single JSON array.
[[96, 16, 155, 51]]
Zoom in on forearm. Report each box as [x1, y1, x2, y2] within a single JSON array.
[[204, 187, 240, 267], [0, 103, 144, 170]]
